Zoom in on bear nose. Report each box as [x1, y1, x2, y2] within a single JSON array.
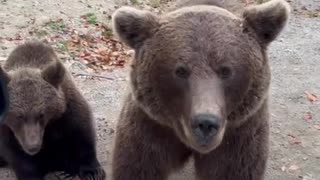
[[25, 144, 41, 155], [29, 146, 40, 154], [192, 114, 220, 138]]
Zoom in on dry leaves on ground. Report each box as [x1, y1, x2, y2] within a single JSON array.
[[305, 91, 318, 102], [304, 112, 313, 121], [3, 17, 130, 72], [281, 164, 301, 173], [288, 134, 302, 145], [313, 125, 320, 130], [288, 164, 300, 171], [64, 26, 129, 71]]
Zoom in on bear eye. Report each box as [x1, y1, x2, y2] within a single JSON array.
[[175, 64, 190, 79], [17, 115, 24, 120], [217, 66, 232, 79], [38, 113, 44, 120]]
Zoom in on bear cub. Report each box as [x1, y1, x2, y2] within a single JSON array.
[[111, 0, 290, 180], [0, 41, 105, 180]]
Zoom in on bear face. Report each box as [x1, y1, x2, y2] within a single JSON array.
[[1, 61, 66, 155], [113, 0, 289, 153]]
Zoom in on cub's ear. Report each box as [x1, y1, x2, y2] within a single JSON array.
[[243, 0, 290, 45], [0, 67, 10, 84], [41, 61, 65, 88], [112, 6, 160, 49]]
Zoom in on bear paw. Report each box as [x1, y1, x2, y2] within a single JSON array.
[[79, 166, 106, 180], [45, 171, 77, 180]]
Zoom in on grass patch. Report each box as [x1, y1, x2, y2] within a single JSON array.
[[56, 41, 68, 52], [130, 0, 140, 5], [102, 25, 113, 38], [307, 11, 319, 18], [82, 13, 98, 25], [149, 0, 161, 8], [102, 29, 113, 38], [255, 0, 267, 4], [34, 30, 49, 38], [45, 20, 66, 32]]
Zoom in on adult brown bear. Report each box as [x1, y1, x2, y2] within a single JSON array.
[[111, 0, 290, 179]]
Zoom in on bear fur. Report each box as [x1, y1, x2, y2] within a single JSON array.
[[0, 41, 106, 180], [111, 0, 290, 180]]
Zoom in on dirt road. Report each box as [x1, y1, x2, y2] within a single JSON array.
[[0, 0, 319, 179]]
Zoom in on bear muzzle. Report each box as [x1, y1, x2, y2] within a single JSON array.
[[24, 143, 41, 156], [20, 123, 43, 156], [192, 113, 220, 145]]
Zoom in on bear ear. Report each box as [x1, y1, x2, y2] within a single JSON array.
[[0, 66, 10, 84], [112, 6, 160, 49], [243, 0, 290, 45], [41, 61, 65, 88]]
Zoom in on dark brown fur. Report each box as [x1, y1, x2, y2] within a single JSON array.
[[111, 0, 290, 180], [0, 41, 106, 180]]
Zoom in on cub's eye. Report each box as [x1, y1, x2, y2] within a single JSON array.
[[17, 115, 24, 120], [175, 64, 190, 79], [217, 66, 232, 79], [38, 113, 44, 120]]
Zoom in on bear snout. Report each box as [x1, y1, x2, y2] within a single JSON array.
[[22, 135, 42, 155], [24, 144, 41, 156], [192, 114, 220, 145], [20, 123, 43, 156]]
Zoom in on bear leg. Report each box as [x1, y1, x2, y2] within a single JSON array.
[[52, 132, 105, 180], [9, 155, 44, 180], [112, 117, 191, 180], [0, 157, 7, 167]]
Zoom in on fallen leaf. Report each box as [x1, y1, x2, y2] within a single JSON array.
[[287, 134, 296, 138], [115, 60, 125, 67], [304, 112, 313, 120], [79, 52, 86, 58], [313, 125, 320, 130], [245, 0, 254, 6], [305, 91, 318, 102], [81, 40, 89, 47], [289, 138, 302, 145], [288, 134, 301, 145], [14, 34, 23, 40], [288, 165, 300, 171], [83, 56, 92, 61], [111, 51, 120, 57], [5, 37, 13, 41]]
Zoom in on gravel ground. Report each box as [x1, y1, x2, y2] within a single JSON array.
[[0, 0, 319, 179]]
